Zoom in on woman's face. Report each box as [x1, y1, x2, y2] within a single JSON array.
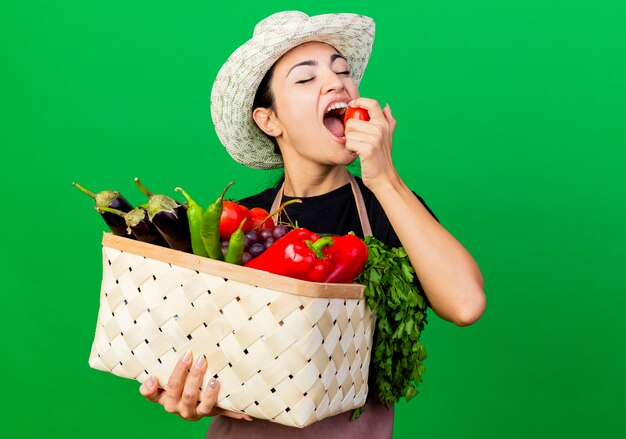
[[264, 41, 360, 167]]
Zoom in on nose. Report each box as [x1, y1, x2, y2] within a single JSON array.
[[321, 68, 344, 94]]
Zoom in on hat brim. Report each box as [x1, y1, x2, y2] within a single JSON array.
[[211, 12, 375, 170]]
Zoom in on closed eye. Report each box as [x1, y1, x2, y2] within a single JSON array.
[[295, 70, 350, 84]]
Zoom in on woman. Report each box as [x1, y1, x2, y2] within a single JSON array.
[[140, 11, 486, 438]]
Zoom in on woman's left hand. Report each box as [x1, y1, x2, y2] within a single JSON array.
[[344, 97, 398, 189]]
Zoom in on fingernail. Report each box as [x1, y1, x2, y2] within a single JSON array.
[[146, 376, 155, 387], [194, 354, 205, 368], [208, 377, 217, 389], [182, 350, 192, 362], [245, 416, 253, 422]]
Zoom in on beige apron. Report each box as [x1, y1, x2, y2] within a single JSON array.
[[270, 173, 373, 237]]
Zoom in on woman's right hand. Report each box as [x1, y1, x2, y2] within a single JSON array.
[[139, 351, 253, 422]]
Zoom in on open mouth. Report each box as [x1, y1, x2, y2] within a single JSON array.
[[323, 101, 348, 140]]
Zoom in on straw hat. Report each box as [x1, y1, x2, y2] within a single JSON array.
[[210, 11, 376, 169]]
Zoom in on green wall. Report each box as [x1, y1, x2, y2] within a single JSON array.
[[2, 0, 624, 437]]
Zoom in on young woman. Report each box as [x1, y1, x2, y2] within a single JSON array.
[[140, 11, 486, 438]]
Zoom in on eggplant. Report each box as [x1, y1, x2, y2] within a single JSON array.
[[134, 177, 192, 252], [98, 206, 168, 247], [73, 181, 135, 237]]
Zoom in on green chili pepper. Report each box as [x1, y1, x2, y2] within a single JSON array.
[[225, 218, 248, 265], [175, 187, 208, 257], [201, 181, 234, 261]]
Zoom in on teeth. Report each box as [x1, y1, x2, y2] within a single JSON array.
[[325, 102, 348, 113]]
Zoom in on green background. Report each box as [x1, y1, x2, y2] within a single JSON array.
[[2, 0, 625, 437]]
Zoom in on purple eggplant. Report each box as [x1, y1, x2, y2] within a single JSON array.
[[98, 206, 168, 247], [73, 181, 135, 237], [134, 177, 191, 252]]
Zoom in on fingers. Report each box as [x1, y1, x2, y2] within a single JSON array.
[[344, 98, 397, 185], [196, 375, 219, 416], [345, 123, 385, 153], [179, 354, 207, 419], [347, 97, 395, 129], [139, 352, 253, 422], [218, 408, 254, 422], [198, 378, 253, 421], [345, 98, 396, 138], [139, 375, 163, 403], [383, 103, 397, 134], [348, 97, 385, 120], [162, 350, 193, 413]]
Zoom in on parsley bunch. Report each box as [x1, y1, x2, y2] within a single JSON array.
[[356, 236, 428, 409]]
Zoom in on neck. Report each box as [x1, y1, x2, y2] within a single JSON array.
[[282, 165, 351, 197]]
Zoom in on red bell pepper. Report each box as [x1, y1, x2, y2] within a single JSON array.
[[324, 233, 369, 284], [244, 228, 368, 284], [244, 228, 334, 282]]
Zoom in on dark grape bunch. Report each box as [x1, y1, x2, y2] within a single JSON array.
[[221, 224, 291, 264]]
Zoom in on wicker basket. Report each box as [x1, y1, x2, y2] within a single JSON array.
[[89, 233, 375, 428]]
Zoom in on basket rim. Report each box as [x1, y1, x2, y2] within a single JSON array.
[[102, 233, 365, 299]]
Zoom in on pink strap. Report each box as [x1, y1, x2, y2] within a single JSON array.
[[270, 174, 373, 237]]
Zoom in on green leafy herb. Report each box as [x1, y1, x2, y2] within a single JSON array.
[[353, 236, 428, 418]]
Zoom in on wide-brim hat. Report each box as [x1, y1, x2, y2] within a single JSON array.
[[210, 11, 376, 169]]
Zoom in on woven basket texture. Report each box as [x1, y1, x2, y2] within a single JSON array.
[[89, 234, 375, 428]]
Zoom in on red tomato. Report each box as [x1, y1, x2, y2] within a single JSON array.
[[343, 107, 370, 124], [219, 201, 252, 239], [249, 207, 275, 231]]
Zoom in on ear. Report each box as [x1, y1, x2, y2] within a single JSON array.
[[252, 108, 282, 137]]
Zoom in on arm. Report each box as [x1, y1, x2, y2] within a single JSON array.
[[370, 175, 485, 326], [345, 99, 486, 326]]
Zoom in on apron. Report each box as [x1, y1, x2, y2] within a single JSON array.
[[269, 173, 373, 237], [207, 174, 395, 438]]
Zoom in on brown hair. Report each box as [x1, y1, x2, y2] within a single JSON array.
[[252, 64, 280, 154]]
